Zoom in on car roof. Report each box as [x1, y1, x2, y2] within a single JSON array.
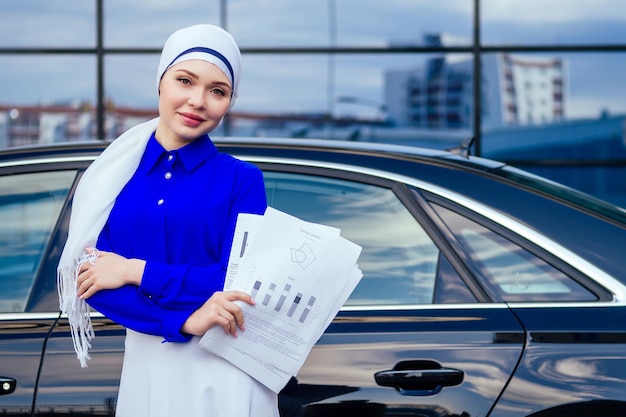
[[1, 137, 624, 222], [0, 136, 501, 168]]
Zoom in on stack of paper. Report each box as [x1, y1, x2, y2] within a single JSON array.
[[199, 207, 362, 393]]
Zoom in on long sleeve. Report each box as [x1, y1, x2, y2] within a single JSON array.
[[88, 226, 195, 342], [88, 284, 194, 342], [86, 134, 267, 342]]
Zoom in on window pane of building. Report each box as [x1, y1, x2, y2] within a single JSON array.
[[0, 56, 96, 106], [479, 52, 626, 128], [104, 0, 221, 47], [480, 53, 566, 129], [103, 52, 475, 145], [383, 54, 474, 132], [104, 55, 159, 139], [560, 53, 626, 120], [0, 0, 94, 47], [230, 0, 472, 47], [0, 56, 96, 147], [482, 0, 626, 45], [479, 53, 626, 207], [223, 54, 473, 145]]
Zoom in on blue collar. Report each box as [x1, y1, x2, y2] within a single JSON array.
[[143, 132, 218, 173]]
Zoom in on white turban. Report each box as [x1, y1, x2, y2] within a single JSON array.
[[156, 24, 242, 107]]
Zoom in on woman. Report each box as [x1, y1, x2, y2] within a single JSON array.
[[57, 24, 278, 417]]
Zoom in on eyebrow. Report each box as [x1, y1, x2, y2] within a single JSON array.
[[174, 68, 200, 79]]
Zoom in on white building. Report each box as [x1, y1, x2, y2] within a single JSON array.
[[497, 54, 565, 126], [385, 34, 566, 129]]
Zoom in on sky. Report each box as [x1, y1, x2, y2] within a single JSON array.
[[1, 0, 625, 121]]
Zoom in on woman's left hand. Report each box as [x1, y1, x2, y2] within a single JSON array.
[[181, 291, 256, 337], [77, 248, 146, 299]]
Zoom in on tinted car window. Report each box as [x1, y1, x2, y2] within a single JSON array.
[[0, 170, 75, 312], [499, 165, 626, 226], [433, 203, 598, 302], [264, 172, 476, 306]]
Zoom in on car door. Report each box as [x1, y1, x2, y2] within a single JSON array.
[[0, 161, 125, 417], [28, 169, 125, 417], [428, 198, 626, 416], [261, 169, 527, 417], [0, 169, 76, 415]]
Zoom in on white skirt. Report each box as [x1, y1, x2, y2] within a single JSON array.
[[115, 329, 279, 417]]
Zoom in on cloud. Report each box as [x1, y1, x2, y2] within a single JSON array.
[[1, 1, 93, 47], [481, 0, 626, 23], [0, 55, 95, 105]]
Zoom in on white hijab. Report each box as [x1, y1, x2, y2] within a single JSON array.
[[157, 24, 241, 107], [58, 24, 242, 367]]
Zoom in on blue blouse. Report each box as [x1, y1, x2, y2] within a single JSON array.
[[88, 133, 267, 343]]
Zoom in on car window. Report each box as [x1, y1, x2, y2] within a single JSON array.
[[264, 172, 476, 306], [432, 203, 597, 302], [0, 170, 75, 313]]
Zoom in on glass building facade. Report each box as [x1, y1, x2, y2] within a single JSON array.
[[1, 0, 625, 206]]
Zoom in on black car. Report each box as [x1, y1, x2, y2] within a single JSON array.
[[1, 138, 626, 417]]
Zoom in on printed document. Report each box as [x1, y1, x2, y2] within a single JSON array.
[[199, 207, 362, 392]]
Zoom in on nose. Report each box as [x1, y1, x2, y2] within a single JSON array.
[[187, 87, 207, 109]]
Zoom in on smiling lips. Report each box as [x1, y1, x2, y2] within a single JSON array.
[[179, 112, 205, 127]]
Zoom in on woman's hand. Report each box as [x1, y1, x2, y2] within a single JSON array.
[[182, 291, 255, 337], [77, 248, 146, 299]]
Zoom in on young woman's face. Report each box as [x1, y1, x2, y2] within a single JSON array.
[[156, 59, 232, 149]]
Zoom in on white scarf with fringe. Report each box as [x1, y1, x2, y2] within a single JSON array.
[[57, 117, 159, 367]]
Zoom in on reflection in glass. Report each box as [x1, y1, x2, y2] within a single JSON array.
[[0, 0, 94, 47], [231, 0, 471, 47], [480, 52, 626, 126], [104, 0, 220, 47], [264, 172, 439, 305], [481, 53, 565, 129], [232, 54, 474, 146], [0, 56, 96, 107], [482, 0, 626, 45], [105, 55, 159, 139], [0, 171, 75, 312], [525, 165, 626, 210], [384, 53, 474, 130], [479, 53, 626, 207], [433, 203, 597, 302], [1, 0, 624, 204], [0, 56, 96, 146]]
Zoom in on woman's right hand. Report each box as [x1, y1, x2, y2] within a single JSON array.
[[181, 291, 255, 337], [77, 248, 146, 300]]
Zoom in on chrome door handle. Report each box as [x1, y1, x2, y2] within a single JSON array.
[[374, 360, 464, 396]]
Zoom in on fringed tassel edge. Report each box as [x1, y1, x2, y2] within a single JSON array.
[[57, 250, 99, 368]]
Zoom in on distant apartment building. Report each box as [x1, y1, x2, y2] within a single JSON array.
[[385, 34, 566, 129]]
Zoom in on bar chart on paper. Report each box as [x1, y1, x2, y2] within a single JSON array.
[[248, 280, 317, 324]]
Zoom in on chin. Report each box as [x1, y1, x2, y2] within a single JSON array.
[[177, 124, 215, 140]]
